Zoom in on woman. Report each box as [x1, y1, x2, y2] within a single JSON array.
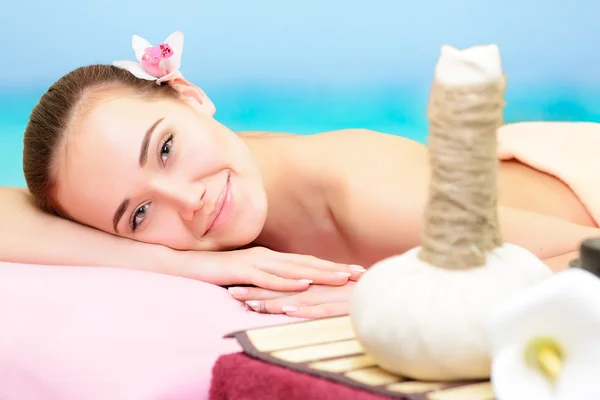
[[11, 56, 599, 318]]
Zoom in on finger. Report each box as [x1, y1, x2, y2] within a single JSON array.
[[256, 262, 351, 286], [348, 265, 366, 281], [243, 283, 356, 314], [243, 295, 299, 315], [243, 269, 312, 292], [227, 286, 301, 302], [287, 255, 366, 278], [289, 257, 366, 282], [243, 292, 319, 315], [282, 302, 350, 319]]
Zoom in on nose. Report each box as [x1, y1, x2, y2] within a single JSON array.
[[152, 178, 205, 221]]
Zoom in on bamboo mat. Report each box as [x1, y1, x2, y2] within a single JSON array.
[[226, 316, 494, 400]]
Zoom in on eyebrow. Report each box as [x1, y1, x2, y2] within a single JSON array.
[[113, 198, 130, 234], [139, 117, 165, 166], [112, 117, 164, 233]]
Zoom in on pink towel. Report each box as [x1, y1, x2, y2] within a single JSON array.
[[0, 261, 300, 400], [497, 121, 600, 226]]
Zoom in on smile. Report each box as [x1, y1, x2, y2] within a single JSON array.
[[205, 173, 232, 235]]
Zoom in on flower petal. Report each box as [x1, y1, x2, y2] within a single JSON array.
[[486, 269, 600, 356], [132, 35, 153, 63], [487, 269, 600, 399], [162, 31, 184, 74], [559, 342, 600, 399], [156, 70, 183, 84], [493, 342, 600, 400], [164, 31, 184, 57], [113, 60, 157, 81], [491, 344, 553, 400]]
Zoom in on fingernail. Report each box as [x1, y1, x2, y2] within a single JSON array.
[[350, 264, 366, 272], [282, 305, 298, 313], [228, 287, 248, 296], [336, 271, 352, 277], [245, 300, 261, 310], [298, 279, 313, 284]]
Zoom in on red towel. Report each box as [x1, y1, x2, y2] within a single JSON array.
[[210, 353, 394, 400]]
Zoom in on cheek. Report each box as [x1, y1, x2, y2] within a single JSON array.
[[141, 208, 195, 250], [176, 131, 240, 177]]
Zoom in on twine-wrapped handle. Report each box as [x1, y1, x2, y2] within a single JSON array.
[[418, 76, 506, 270]]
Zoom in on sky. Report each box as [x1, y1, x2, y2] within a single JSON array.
[[1, 0, 599, 89]]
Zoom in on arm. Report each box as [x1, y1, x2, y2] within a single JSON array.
[[329, 130, 594, 271], [0, 187, 356, 288], [0, 187, 172, 273]]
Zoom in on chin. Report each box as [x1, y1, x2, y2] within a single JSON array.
[[206, 223, 264, 251], [228, 203, 267, 249], [209, 195, 267, 251]]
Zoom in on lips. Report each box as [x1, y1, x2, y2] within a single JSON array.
[[205, 174, 230, 235]]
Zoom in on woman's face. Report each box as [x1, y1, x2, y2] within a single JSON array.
[[54, 90, 267, 251]]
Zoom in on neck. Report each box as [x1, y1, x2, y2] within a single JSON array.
[[240, 131, 292, 192], [241, 132, 297, 248], [239, 131, 330, 251]]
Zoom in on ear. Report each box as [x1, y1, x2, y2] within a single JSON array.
[[167, 76, 216, 117]]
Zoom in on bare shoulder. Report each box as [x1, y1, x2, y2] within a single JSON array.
[[305, 128, 431, 219], [308, 130, 431, 262], [242, 128, 425, 155], [238, 130, 295, 139], [308, 128, 424, 153], [244, 128, 429, 188], [0, 186, 31, 201], [0, 187, 42, 214], [302, 129, 429, 182]]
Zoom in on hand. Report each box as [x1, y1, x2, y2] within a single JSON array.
[[175, 246, 365, 292], [229, 281, 356, 319]]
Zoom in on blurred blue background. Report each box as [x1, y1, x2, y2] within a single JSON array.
[[1, 0, 599, 187]]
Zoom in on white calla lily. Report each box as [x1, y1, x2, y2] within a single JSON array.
[[486, 268, 600, 400], [113, 31, 184, 84]]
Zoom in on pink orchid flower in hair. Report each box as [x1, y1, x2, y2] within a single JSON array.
[[113, 31, 184, 84]]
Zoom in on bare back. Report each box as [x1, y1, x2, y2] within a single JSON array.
[[241, 128, 595, 266], [243, 129, 594, 223], [498, 160, 595, 227]]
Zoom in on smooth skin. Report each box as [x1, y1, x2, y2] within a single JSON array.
[[0, 189, 360, 291], [41, 79, 598, 318], [227, 128, 597, 317]]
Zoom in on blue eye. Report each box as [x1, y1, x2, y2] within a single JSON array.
[[130, 203, 150, 231]]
